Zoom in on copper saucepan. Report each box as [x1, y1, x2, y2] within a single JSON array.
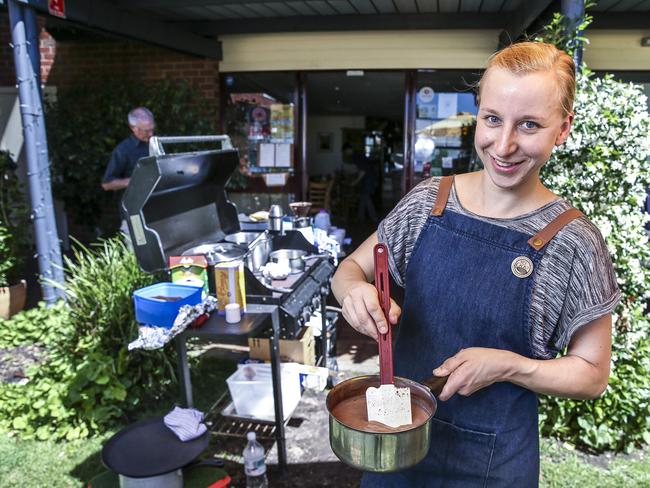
[[326, 375, 448, 472]]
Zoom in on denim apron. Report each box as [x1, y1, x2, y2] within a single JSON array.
[[362, 176, 580, 488]]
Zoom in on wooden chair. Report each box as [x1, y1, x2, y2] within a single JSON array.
[[308, 179, 334, 215]]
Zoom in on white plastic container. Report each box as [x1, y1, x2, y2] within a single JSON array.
[[227, 363, 301, 421], [314, 209, 331, 231]]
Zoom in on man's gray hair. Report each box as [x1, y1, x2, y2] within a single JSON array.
[[128, 107, 154, 127]]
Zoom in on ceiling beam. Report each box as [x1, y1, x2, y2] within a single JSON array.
[[184, 13, 505, 35], [498, 0, 555, 48], [14, 0, 221, 59]]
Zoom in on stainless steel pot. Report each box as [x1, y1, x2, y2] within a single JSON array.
[[182, 242, 245, 265], [224, 232, 272, 272], [269, 249, 308, 273], [181, 242, 246, 294], [327, 375, 447, 473]]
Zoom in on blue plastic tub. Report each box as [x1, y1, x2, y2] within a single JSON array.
[[133, 282, 203, 328]]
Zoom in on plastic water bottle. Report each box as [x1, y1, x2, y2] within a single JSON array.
[[244, 432, 268, 488]]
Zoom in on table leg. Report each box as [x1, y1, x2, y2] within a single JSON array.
[[269, 307, 287, 475], [175, 335, 193, 408], [320, 286, 329, 369]]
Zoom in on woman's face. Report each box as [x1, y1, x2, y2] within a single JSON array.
[[474, 67, 572, 191]]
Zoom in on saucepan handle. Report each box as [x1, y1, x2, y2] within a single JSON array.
[[421, 375, 449, 398]]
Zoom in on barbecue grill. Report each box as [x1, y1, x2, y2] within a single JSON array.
[[123, 136, 338, 359]]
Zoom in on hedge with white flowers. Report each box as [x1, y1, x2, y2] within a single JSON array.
[[539, 68, 650, 452]]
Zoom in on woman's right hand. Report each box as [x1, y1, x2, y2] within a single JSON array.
[[341, 281, 402, 341]]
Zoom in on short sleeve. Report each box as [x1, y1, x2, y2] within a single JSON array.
[[377, 178, 438, 288], [552, 220, 621, 351], [102, 146, 127, 183]]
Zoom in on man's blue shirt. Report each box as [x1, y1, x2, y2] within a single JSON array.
[[102, 134, 149, 183]]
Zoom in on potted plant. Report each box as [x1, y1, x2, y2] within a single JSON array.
[[0, 151, 29, 319]]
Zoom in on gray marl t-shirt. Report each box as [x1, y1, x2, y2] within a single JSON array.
[[377, 177, 620, 359]]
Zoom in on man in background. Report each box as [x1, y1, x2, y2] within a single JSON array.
[[342, 142, 378, 223], [101, 107, 154, 191]]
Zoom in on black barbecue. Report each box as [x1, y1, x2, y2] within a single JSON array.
[[122, 136, 338, 350]]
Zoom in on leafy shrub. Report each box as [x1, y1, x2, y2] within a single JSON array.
[[46, 78, 216, 234], [0, 237, 176, 440], [536, 13, 650, 452], [0, 151, 30, 287], [0, 301, 70, 348]]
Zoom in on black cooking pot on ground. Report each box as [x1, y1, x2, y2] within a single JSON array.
[[102, 416, 223, 488]]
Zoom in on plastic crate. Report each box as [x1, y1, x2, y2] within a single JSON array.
[[133, 282, 202, 328], [226, 363, 301, 422]]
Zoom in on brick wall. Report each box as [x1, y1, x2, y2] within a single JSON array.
[[1, 12, 220, 116], [0, 13, 14, 86]]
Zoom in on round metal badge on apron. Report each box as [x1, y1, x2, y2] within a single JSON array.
[[362, 176, 582, 488], [511, 256, 534, 278]]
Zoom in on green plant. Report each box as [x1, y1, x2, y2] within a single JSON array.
[[535, 13, 650, 452], [46, 78, 216, 235], [0, 237, 177, 440], [0, 151, 30, 287]]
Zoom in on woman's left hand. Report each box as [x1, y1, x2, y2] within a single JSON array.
[[432, 347, 516, 401]]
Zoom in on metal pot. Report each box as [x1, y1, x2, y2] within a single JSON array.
[[269, 249, 308, 273], [182, 242, 246, 266], [224, 231, 272, 272], [327, 375, 447, 473], [182, 242, 246, 294]]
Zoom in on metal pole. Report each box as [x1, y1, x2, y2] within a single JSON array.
[[8, 0, 61, 303], [23, 6, 65, 295], [561, 0, 585, 71]]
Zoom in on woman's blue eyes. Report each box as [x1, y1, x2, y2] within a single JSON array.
[[521, 121, 540, 130], [483, 116, 539, 130]]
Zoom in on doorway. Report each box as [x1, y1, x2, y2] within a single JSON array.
[[306, 71, 405, 236]]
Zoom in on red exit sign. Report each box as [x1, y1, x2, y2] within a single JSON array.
[[48, 0, 66, 19]]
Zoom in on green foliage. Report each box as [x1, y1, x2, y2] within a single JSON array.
[[540, 439, 650, 487], [0, 151, 30, 287], [0, 301, 70, 349], [46, 78, 217, 233], [540, 334, 650, 453], [536, 13, 650, 452], [0, 237, 176, 441]]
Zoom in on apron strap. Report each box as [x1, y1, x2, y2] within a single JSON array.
[[431, 175, 454, 216], [527, 207, 584, 250]]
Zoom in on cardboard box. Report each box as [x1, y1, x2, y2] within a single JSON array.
[[248, 326, 315, 365], [169, 255, 209, 295]]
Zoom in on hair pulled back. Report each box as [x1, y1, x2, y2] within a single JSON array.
[[478, 42, 576, 117]]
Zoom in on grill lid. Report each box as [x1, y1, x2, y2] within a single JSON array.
[[121, 145, 240, 272]]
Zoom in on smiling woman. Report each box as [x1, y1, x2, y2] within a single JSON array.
[[331, 41, 620, 488]]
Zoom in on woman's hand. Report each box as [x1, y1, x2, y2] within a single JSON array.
[[432, 347, 517, 401], [341, 281, 401, 341]]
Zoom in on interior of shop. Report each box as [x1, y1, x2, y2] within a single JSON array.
[[306, 70, 405, 228], [220, 69, 482, 244]]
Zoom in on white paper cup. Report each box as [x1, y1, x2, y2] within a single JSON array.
[[225, 303, 241, 323]]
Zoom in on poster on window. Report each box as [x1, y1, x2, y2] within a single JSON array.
[[437, 93, 458, 119]]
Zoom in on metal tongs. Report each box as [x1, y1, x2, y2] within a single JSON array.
[[365, 243, 413, 428]]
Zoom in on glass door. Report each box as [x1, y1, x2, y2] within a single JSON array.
[[409, 70, 481, 189]]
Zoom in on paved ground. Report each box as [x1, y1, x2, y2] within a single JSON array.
[[210, 321, 379, 487], [265, 324, 379, 466]]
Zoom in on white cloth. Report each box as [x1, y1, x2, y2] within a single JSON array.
[[163, 406, 207, 442]]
